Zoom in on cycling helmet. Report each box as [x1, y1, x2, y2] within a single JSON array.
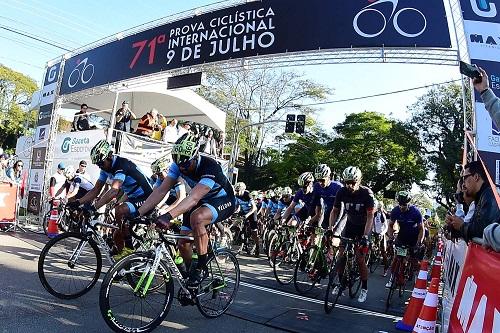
[[298, 172, 314, 187], [342, 166, 362, 182], [315, 164, 331, 179], [90, 140, 112, 164], [395, 190, 412, 205], [151, 154, 172, 174], [282, 187, 293, 196], [274, 187, 283, 197], [171, 134, 199, 165], [64, 166, 76, 180], [235, 182, 246, 192], [250, 190, 259, 199], [267, 190, 276, 198]]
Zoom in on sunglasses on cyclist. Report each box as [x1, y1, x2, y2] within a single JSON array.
[[344, 180, 357, 186]]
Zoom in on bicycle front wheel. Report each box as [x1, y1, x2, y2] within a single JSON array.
[[294, 245, 321, 294], [99, 253, 174, 333], [196, 249, 240, 318], [273, 240, 299, 285], [38, 232, 102, 299]]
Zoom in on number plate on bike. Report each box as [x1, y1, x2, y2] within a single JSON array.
[[396, 247, 408, 257]]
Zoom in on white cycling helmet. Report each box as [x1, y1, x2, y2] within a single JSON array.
[[342, 166, 362, 182], [282, 187, 293, 196], [64, 165, 76, 180], [235, 182, 246, 191], [298, 172, 314, 187], [267, 190, 276, 198], [315, 164, 331, 179]]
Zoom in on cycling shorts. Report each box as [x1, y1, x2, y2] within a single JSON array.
[[181, 195, 236, 232], [244, 214, 258, 231], [342, 223, 365, 241], [124, 195, 148, 216]]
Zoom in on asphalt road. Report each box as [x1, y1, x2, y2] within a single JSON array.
[[0, 231, 408, 333]]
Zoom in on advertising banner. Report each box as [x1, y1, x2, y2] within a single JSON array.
[[448, 243, 500, 333], [0, 184, 18, 223], [59, 0, 451, 95]]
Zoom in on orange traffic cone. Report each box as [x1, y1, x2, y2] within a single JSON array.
[[47, 202, 59, 238], [412, 278, 439, 333], [396, 260, 429, 331], [430, 252, 442, 281]]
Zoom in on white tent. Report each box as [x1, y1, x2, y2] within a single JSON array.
[[59, 81, 226, 132]]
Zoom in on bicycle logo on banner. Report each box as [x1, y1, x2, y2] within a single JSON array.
[[67, 57, 95, 88], [353, 0, 427, 38]]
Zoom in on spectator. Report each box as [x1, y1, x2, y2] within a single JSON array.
[[115, 101, 137, 133], [163, 118, 179, 143], [474, 67, 500, 129], [200, 129, 218, 156], [152, 113, 167, 141], [0, 154, 9, 182], [72, 104, 91, 131], [6, 160, 23, 185], [48, 163, 68, 201], [76, 160, 87, 174], [446, 161, 499, 242], [483, 222, 500, 252], [135, 108, 160, 138], [216, 131, 225, 157], [177, 121, 191, 138]]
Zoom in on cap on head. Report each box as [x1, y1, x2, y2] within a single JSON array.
[[57, 162, 66, 170], [79, 160, 87, 166]]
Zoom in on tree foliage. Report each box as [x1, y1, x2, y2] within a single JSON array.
[[0, 65, 38, 151]]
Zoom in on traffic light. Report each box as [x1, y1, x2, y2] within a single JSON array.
[[285, 114, 295, 133], [296, 115, 306, 134]]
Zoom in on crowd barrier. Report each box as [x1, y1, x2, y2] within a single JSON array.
[[442, 239, 500, 332], [0, 183, 18, 230]]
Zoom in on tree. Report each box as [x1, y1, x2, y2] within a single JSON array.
[[327, 112, 427, 194], [198, 66, 330, 181], [0, 65, 38, 151], [409, 83, 466, 207]]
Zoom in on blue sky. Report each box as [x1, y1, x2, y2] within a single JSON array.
[[1, 0, 462, 128]]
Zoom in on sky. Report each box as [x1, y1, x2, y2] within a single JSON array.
[[1, 0, 462, 128]]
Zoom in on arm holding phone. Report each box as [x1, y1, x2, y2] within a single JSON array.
[[471, 66, 500, 129]]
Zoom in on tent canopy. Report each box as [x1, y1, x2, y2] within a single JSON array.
[[60, 82, 226, 132]]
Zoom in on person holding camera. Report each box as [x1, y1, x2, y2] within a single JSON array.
[[473, 67, 500, 129]]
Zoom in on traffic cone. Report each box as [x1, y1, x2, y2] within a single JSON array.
[[412, 278, 439, 333], [430, 252, 442, 281], [47, 202, 59, 238], [396, 260, 429, 331]]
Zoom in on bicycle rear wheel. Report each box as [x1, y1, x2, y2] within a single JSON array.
[[38, 232, 101, 299], [348, 264, 362, 299], [273, 240, 299, 285], [99, 253, 174, 333], [294, 246, 321, 294], [385, 260, 401, 312], [324, 262, 342, 314], [196, 249, 240, 318], [369, 252, 380, 273]]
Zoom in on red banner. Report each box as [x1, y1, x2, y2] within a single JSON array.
[[0, 183, 18, 222], [449, 244, 500, 333]]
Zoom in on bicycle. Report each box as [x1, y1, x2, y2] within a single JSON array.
[[293, 227, 335, 294], [385, 244, 417, 312], [368, 233, 383, 273], [229, 215, 256, 256], [99, 224, 240, 333], [42, 200, 78, 235], [324, 236, 362, 314]]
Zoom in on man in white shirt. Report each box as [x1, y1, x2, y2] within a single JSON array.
[[163, 119, 179, 143], [49, 163, 68, 201], [177, 121, 191, 138], [373, 201, 389, 276]]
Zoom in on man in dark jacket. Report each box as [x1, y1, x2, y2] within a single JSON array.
[[446, 161, 499, 242]]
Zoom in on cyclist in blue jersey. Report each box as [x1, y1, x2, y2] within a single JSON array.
[[72, 140, 154, 259], [282, 172, 316, 225], [274, 186, 293, 220], [234, 182, 259, 256], [267, 190, 280, 219], [150, 155, 186, 214], [385, 191, 425, 287], [137, 134, 236, 287], [258, 191, 271, 218], [310, 164, 343, 229]]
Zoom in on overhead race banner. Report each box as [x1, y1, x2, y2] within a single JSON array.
[[448, 243, 500, 333], [460, 0, 500, 187], [59, 0, 451, 95]]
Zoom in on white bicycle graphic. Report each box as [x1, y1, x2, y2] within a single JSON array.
[[353, 0, 427, 38], [68, 57, 94, 88]]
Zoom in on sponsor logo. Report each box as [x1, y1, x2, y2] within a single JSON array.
[[470, 0, 497, 18], [61, 136, 91, 154], [38, 128, 46, 141], [61, 137, 71, 153], [34, 172, 39, 183], [67, 57, 95, 88], [218, 201, 232, 211], [47, 65, 58, 83], [469, 33, 499, 46], [353, 0, 427, 38], [493, 121, 500, 136]]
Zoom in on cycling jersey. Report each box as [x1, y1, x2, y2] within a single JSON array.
[[71, 174, 94, 192], [267, 198, 279, 216], [293, 188, 314, 208], [312, 181, 343, 228], [390, 205, 423, 246], [98, 156, 154, 200], [236, 190, 254, 214], [153, 177, 184, 197], [373, 210, 388, 234], [278, 197, 293, 212], [334, 185, 375, 226]]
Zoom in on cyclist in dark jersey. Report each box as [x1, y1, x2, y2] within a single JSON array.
[[235, 182, 259, 256], [329, 166, 375, 303], [150, 155, 186, 213], [310, 164, 343, 229], [137, 134, 236, 286], [385, 191, 424, 287], [283, 172, 316, 224], [63, 166, 94, 200], [72, 140, 154, 259]]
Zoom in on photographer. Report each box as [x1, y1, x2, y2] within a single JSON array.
[[474, 67, 500, 129]]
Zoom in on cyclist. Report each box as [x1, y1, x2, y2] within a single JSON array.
[[137, 134, 236, 287], [62, 165, 95, 201], [150, 155, 186, 214], [329, 166, 375, 303], [310, 164, 343, 229], [385, 191, 425, 288], [234, 182, 259, 256], [70, 140, 154, 259], [266, 190, 280, 220], [274, 186, 293, 220], [282, 172, 316, 225], [372, 200, 389, 276]]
